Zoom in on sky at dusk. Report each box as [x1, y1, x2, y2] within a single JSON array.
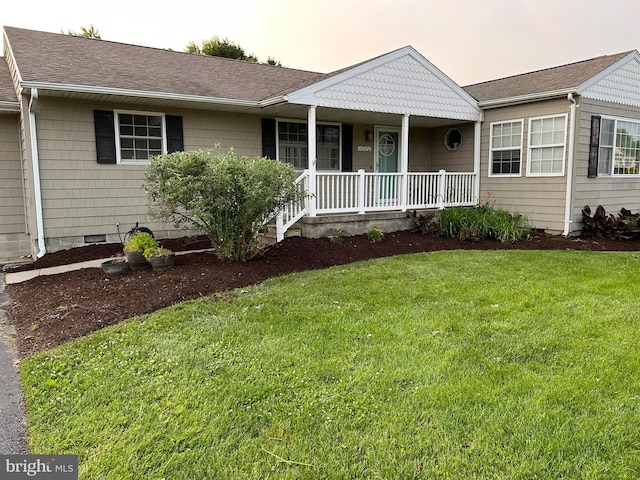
[[2, 0, 639, 86]]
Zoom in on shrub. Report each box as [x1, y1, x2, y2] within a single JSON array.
[[366, 226, 384, 243], [123, 232, 158, 253], [437, 204, 531, 242], [144, 148, 304, 262]]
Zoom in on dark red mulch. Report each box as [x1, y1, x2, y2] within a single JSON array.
[[5, 235, 213, 272], [5, 231, 638, 358]]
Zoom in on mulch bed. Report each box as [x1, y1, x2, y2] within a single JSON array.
[[4, 231, 638, 358]]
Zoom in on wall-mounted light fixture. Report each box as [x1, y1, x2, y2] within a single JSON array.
[[365, 130, 373, 142]]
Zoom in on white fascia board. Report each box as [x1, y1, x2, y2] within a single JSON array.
[[576, 50, 639, 94], [478, 88, 576, 109], [285, 46, 481, 113], [19, 81, 260, 108]]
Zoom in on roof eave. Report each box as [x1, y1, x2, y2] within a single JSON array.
[[477, 88, 576, 109], [19, 81, 260, 108]]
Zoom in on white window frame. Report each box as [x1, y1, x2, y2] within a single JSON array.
[[526, 114, 568, 177], [599, 115, 640, 177], [114, 109, 167, 165], [488, 119, 523, 178], [276, 118, 342, 171]]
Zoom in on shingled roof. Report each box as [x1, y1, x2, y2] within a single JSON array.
[[4, 26, 327, 103], [0, 61, 17, 104], [463, 51, 633, 103]]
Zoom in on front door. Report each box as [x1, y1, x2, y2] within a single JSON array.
[[375, 128, 400, 203]]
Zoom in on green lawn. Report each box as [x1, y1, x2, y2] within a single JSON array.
[[21, 250, 640, 479]]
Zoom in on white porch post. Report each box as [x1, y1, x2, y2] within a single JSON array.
[[400, 114, 410, 211], [307, 105, 317, 217], [473, 121, 481, 204]]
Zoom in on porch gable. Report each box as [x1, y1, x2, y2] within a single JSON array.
[[284, 47, 482, 122]]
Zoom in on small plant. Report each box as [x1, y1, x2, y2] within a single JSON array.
[[123, 232, 158, 253], [367, 226, 384, 243], [408, 210, 439, 236], [143, 246, 173, 259], [329, 230, 345, 245]]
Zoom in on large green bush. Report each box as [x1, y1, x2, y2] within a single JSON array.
[[437, 204, 531, 242], [144, 149, 303, 261]]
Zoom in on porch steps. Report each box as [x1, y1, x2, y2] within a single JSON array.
[[259, 224, 302, 246]]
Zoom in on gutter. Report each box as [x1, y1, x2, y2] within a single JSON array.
[[0, 101, 20, 112], [563, 93, 578, 236], [478, 88, 575, 109], [20, 81, 260, 108], [28, 88, 46, 258]]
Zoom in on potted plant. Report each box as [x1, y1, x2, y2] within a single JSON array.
[[101, 257, 126, 279], [144, 246, 175, 271], [123, 232, 157, 270]]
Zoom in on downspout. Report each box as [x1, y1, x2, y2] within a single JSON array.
[[473, 121, 481, 203], [563, 93, 577, 236], [28, 88, 46, 258]]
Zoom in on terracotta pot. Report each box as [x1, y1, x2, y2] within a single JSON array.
[[147, 253, 175, 271], [101, 259, 126, 279], [124, 250, 148, 270]]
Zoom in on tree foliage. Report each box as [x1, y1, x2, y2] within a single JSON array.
[[185, 36, 280, 65], [63, 25, 101, 39], [185, 36, 257, 62], [144, 149, 304, 261]]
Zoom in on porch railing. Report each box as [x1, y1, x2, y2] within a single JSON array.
[[274, 169, 477, 241], [275, 171, 308, 242]]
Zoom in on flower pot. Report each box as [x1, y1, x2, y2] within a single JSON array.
[[101, 259, 126, 279], [124, 250, 148, 270], [147, 253, 175, 271]]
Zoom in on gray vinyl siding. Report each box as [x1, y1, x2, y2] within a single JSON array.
[[572, 97, 640, 231], [0, 113, 30, 259], [351, 124, 475, 173], [430, 123, 475, 172], [479, 98, 571, 232], [33, 98, 262, 251]]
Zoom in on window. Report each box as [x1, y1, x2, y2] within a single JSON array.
[[527, 115, 567, 176], [116, 111, 166, 163], [598, 117, 640, 176], [277, 120, 341, 170], [489, 120, 522, 176], [444, 128, 462, 151]]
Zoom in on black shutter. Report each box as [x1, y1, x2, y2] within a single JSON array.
[[94, 110, 116, 164], [261, 118, 277, 159], [341, 124, 353, 172], [166, 115, 184, 153], [588, 115, 601, 178]]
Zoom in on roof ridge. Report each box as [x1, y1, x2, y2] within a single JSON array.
[[3, 25, 322, 76], [464, 50, 635, 88]]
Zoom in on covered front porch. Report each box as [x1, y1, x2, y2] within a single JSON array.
[[276, 166, 479, 241], [260, 46, 484, 240]]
